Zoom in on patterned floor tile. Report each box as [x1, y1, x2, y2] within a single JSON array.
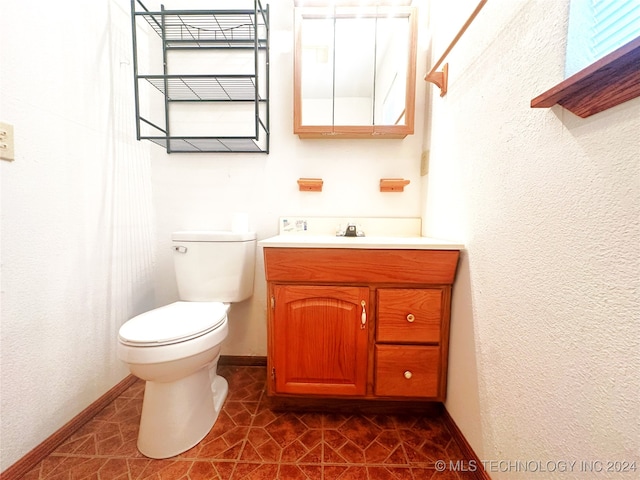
[[20, 366, 477, 480]]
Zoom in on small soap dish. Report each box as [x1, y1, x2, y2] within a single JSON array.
[[297, 178, 323, 192], [380, 178, 410, 192]]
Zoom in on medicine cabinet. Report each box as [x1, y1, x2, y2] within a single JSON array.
[[131, 0, 269, 153], [294, 5, 417, 138]]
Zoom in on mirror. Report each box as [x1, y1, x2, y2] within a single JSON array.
[[294, 6, 417, 138]]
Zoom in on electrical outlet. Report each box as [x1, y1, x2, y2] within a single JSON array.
[[420, 150, 429, 176], [0, 122, 15, 162]]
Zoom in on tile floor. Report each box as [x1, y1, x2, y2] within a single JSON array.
[[23, 366, 476, 480]]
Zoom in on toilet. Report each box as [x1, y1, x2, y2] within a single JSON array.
[[117, 230, 256, 459]]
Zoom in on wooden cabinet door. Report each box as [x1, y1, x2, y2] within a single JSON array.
[[272, 285, 370, 396]]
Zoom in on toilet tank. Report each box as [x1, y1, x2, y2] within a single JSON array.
[[171, 231, 256, 302]]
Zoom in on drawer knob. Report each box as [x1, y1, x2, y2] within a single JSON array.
[[406, 314, 415, 323], [404, 370, 413, 379]]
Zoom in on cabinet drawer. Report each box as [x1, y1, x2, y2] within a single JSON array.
[[377, 289, 443, 343], [374, 345, 440, 398], [263, 248, 460, 284]]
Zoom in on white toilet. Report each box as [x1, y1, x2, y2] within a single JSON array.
[[117, 230, 256, 459]]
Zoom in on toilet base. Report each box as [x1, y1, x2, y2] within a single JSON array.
[[137, 368, 228, 459]]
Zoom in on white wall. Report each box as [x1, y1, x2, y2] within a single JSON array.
[[423, 1, 640, 478], [0, 0, 427, 469], [149, 0, 429, 356], [0, 0, 156, 470]]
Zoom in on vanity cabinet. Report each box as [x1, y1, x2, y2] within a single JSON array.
[[263, 247, 459, 403]]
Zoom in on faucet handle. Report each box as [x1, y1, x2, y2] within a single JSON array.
[[336, 222, 365, 237], [344, 224, 358, 237]]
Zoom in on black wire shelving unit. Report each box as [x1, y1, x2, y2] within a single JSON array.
[[131, 0, 270, 153]]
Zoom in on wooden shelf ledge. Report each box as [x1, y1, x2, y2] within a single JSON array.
[[531, 36, 640, 118], [380, 178, 410, 192], [297, 178, 323, 192]]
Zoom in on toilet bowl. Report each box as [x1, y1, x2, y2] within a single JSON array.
[[118, 301, 230, 459], [117, 229, 257, 459]]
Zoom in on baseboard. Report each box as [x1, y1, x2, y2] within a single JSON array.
[[442, 407, 492, 480], [219, 355, 267, 366], [0, 375, 138, 480]]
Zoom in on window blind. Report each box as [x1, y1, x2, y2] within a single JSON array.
[[591, 0, 640, 58], [565, 0, 640, 77]]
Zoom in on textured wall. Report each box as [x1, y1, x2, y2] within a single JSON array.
[[0, 0, 156, 470], [423, 0, 640, 478]]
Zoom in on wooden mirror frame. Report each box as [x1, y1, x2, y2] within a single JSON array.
[[293, 6, 417, 139]]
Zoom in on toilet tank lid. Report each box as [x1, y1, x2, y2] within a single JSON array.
[[172, 230, 256, 242]]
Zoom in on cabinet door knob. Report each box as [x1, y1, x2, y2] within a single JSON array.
[[404, 370, 413, 379], [406, 313, 415, 323]]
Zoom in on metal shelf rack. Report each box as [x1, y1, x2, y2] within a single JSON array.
[[131, 0, 269, 153]]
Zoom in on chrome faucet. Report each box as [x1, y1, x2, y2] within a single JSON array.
[[336, 223, 365, 237]]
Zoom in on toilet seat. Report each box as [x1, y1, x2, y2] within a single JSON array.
[[119, 301, 228, 347]]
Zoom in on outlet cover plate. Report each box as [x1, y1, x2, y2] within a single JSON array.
[[0, 122, 15, 161]]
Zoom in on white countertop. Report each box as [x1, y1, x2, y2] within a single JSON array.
[[258, 217, 464, 250], [259, 234, 464, 250]]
